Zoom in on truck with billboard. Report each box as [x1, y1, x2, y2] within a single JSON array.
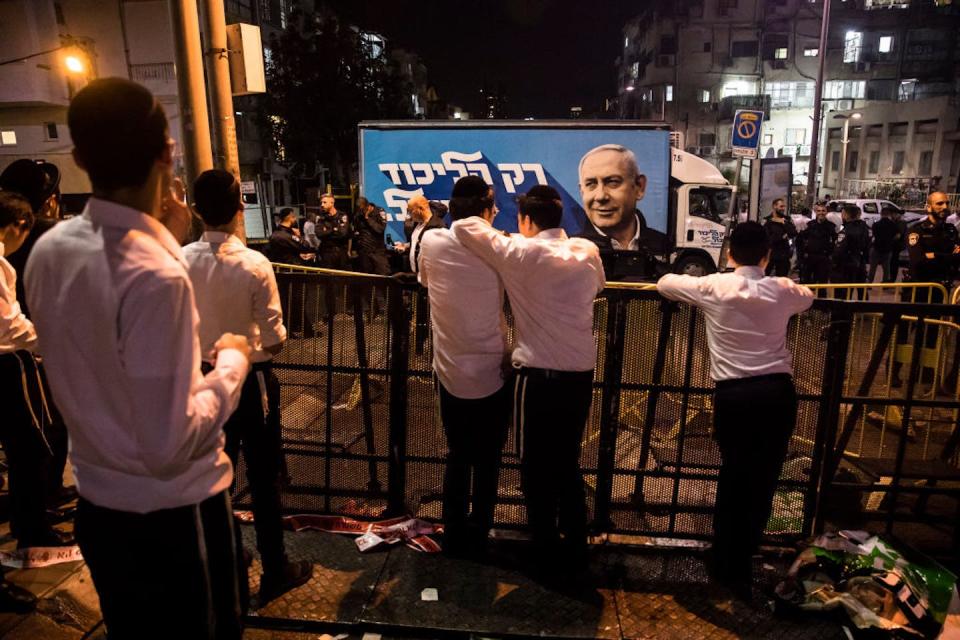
[[359, 121, 734, 278]]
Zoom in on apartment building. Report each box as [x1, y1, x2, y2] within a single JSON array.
[[616, 0, 960, 194]]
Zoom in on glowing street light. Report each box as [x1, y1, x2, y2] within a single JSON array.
[[64, 54, 85, 74]]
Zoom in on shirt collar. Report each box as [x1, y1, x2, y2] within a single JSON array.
[[200, 230, 242, 246], [590, 211, 640, 249], [734, 265, 765, 279], [85, 197, 186, 267], [535, 227, 567, 241]]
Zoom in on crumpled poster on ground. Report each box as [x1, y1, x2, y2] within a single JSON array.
[[775, 530, 960, 639], [235, 510, 444, 553]]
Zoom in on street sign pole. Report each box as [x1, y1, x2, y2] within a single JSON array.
[[719, 110, 764, 270]]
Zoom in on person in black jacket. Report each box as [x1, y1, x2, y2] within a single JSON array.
[[576, 144, 668, 281], [268, 208, 314, 265], [831, 203, 870, 298], [353, 197, 390, 276], [762, 198, 797, 277], [868, 207, 901, 283], [797, 201, 837, 287], [316, 194, 351, 270]]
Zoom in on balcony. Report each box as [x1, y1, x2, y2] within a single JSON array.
[[718, 94, 771, 120]]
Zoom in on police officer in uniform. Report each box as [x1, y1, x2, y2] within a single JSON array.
[[763, 198, 797, 277], [831, 203, 870, 298], [316, 194, 351, 270], [893, 192, 960, 386], [797, 201, 837, 287]]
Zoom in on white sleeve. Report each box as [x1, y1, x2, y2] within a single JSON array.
[[0, 262, 37, 352], [118, 271, 247, 478], [252, 259, 287, 349], [656, 273, 705, 306]]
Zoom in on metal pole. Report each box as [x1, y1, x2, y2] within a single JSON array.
[[200, 0, 245, 241], [839, 118, 849, 198], [805, 0, 832, 207], [169, 0, 213, 192]]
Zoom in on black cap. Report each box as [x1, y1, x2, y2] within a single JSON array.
[[0, 159, 61, 214], [428, 200, 448, 218], [451, 175, 489, 199]]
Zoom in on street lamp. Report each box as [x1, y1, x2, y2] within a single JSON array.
[[64, 54, 85, 74], [834, 112, 861, 197]]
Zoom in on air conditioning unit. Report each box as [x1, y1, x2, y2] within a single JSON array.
[[837, 99, 854, 110], [656, 55, 676, 67], [799, 145, 812, 156], [686, 145, 700, 155], [699, 146, 716, 156], [670, 131, 686, 149], [854, 61, 871, 73]]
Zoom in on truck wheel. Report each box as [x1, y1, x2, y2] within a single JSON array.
[[674, 254, 716, 277]]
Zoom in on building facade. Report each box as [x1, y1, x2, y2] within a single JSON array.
[[616, 0, 960, 195]]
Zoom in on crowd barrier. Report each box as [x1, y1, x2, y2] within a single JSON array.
[[235, 267, 960, 558]]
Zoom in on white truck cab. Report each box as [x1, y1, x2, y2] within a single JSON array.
[[667, 149, 733, 276]]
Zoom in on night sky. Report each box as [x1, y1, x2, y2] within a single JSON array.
[[330, 0, 644, 118]]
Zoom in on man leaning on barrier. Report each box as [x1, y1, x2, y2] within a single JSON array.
[[657, 221, 814, 600], [453, 184, 606, 581], [184, 169, 312, 607], [25, 78, 250, 638], [417, 175, 510, 558]]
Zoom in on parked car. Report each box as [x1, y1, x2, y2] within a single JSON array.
[[827, 199, 925, 227]]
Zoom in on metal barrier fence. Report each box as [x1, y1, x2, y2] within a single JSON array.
[[237, 268, 960, 557]]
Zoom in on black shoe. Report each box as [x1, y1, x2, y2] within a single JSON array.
[[17, 528, 74, 550], [47, 485, 79, 508], [0, 581, 37, 613], [259, 560, 312, 605]]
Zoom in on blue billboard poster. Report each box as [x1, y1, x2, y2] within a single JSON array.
[[359, 124, 671, 244]]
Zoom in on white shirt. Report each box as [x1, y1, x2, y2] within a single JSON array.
[[452, 218, 606, 372], [409, 222, 432, 273], [25, 198, 248, 513], [303, 219, 319, 249], [657, 266, 814, 381], [826, 212, 843, 232], [590, 216, 641, 251], [184, 231, 286, 364], [0, 246, 36, 354], [418, 227, 507, 399]]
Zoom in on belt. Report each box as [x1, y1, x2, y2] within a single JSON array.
[[516, 366, 594, 381], [714, 372, 792, 390]]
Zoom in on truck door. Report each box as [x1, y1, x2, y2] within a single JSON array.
[[673, 184, 730, 274]]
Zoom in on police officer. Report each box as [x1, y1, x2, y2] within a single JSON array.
[[893, 192, 960, 386], [763, 198, 797, 277], [797, 201, 837, 286], [316, 194, 351, 270], [353, 197, 390, 276], [831, 203, 870, 298]]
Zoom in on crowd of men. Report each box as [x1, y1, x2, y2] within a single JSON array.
[[767, 194, 959, 292], [0, 76, 958, 637]]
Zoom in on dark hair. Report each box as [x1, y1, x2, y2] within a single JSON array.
[[449, 175, 493, 220], [0, 191, 35, 231], [518, 185, 563, 229], [729, 221, 769, 266], [0, 159, 60, 214], [428, 200, 448, 219], [67, 78, 168, 191], [880, 206, 897, 217], [279, 207, 296, 221], [841, 203, 861, 219], [192, 169, 241, 227], [772, 198, 785, 207]]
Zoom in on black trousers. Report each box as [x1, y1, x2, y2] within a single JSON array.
[[76, 491, 242, 640], [800, 254, 831, 288], [0, 352, 53, 543], [711, 373, 796, 584], [515, 368, 594, 557], [438, 380, 511, 548], [831, 262, 867, 299], [222, 363, 287, 577], [896, 286, 945, 353], [765, 255, 791, 278]]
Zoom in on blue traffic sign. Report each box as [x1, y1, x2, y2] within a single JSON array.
[[731, 109, 765, 158]]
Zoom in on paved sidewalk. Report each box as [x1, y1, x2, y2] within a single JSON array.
[[0, 514, 848, 639]]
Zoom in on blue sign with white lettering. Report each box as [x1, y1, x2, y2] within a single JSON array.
[[360, 124, 671, 243], [731, 110, 764, 158]]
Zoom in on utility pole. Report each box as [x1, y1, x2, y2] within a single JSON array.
[[200, 0, 245, 241], [169, 0, 213, 193], [805, 0, 832, 207]]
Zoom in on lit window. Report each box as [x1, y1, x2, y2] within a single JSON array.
[[0, 130, 16, 146], [666, 85, 674, 102], [625, 37, 629, 49], [763, 133, 773, 145], [804, 48, 819, 57], [878, 36, 893, 53], [631, 61, 639, 78], [699, 89, 711, 103], [843, 31, 863, 63], [774, 48, 788, 59]]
